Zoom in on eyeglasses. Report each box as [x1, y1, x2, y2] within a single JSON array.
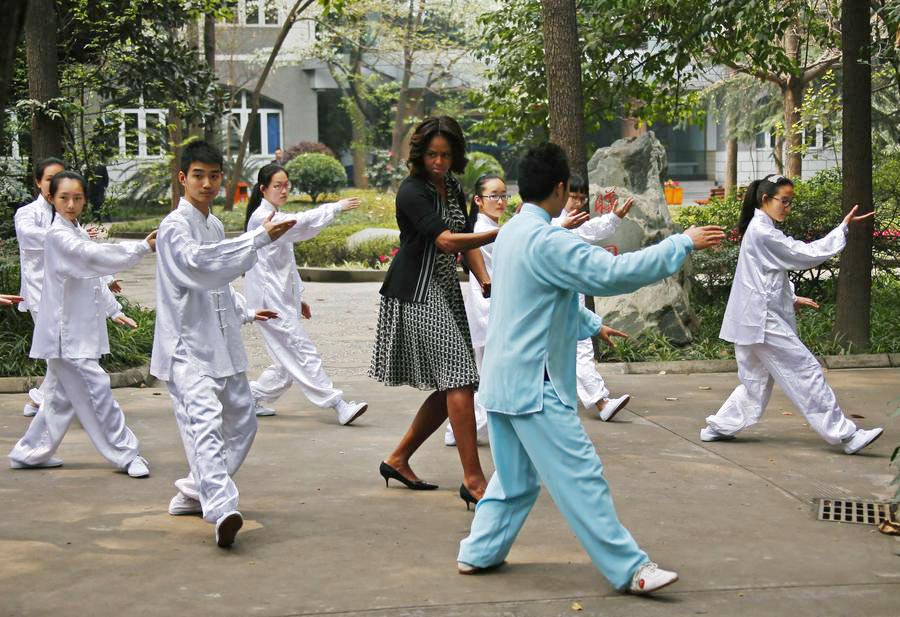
[[771, 195, 793, 206], [479, 193, 511, 202], [270, 182, 292, 192]]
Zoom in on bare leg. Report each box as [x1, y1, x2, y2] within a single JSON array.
[[447, 386, 488, 499], [385, 391, 448, 482]]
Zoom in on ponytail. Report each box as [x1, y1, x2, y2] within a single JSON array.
[[736, 174, 794, 237], [244, 163, 287, 231]]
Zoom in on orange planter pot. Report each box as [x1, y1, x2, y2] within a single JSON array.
[[664, 186, 683, 205]]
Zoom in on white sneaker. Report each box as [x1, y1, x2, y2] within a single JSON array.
[[629, 561, 679, 594], [215, 511, 243, 548], [23, 402, 38, 417], [843, 427, 884, 454], [444, 424, 489, 447], [598, 394, 630, 422], [28, 388, 44, 406], [126, 455, 150, 478], [254, 400, 277, 417], [700, 427, 735, 442], [10, 456, 63, 469], [168, 493, 202, 516], [444, 426, 457, 446], [335, 400, 368, 426]]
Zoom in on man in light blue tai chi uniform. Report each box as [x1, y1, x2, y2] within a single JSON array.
[[457, 143, 725, 595]]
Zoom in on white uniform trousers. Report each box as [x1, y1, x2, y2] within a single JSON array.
[[8, 358, 140, 468], [458, 380, 648, 590], [705, 317, 857, 444], [167, 358, 258, 523], [28, 310, 46, 407], [444, 345, 489, 443], [575, 337, 609, 408], [250, 316, 343, 409]]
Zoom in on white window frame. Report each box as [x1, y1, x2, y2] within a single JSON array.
[[223, 0, 284, 26], [117, 106, 167, 159], [228, 91, 284, 156]]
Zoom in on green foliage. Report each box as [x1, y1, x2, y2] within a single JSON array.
[[292, 224, 400, 268], [285, 153, 348, 205], [282, 141, 337, 164], [461, 152, 504, 194], [367, 149, 407, 190]]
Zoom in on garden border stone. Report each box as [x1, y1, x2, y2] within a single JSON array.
[[0, 364, 154, 394]]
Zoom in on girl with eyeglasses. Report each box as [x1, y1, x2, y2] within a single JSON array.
[[243, 163, 368, 424], [701, 174, 883, 454], [443, 172, 508, 448]]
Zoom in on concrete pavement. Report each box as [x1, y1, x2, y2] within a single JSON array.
[[1, 258, 898, 616]]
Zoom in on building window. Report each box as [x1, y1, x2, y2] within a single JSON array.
[[227, 91, 283, 156], [117, 107, 167, 159], [221, 0, 283, 26]]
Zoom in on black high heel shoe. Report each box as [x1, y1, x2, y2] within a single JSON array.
[[459, 484, 479, 510], [379, 461, 438, 490]]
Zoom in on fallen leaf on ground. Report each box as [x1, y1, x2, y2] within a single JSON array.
[[698, 386, 711, 390], [659, 370, 667, 375], [781, 411, 793, 416], [665, 397, 679, 401], [850, 414, 865, 419], [570, 601, 583, 611]]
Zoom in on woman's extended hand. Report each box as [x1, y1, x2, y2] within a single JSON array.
[[841, 204, 875, 227], [599, 325, 628, 348], [301, 301, 312, 319], [255, 309, 279, 321], [338, 197, 361, 212], [794, 296, 820, 310], [113, 314, 138, 329], [561, 211, 590, 229]]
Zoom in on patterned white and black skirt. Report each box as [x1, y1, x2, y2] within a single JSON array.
[[369, 255, 479, 392]]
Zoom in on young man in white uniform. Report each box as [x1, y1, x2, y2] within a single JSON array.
[[151, 141, 296, 548], [552, 178, 631, 421]]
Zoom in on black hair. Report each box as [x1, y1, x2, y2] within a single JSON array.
[[468, 172, 505, 228], [34, 157, 67, 182], [568, 173, 588, 194], [737, 173, 795, 237], [407, 116, 468, 179], [517, 143, 570, 203], [49, 170, 88, 198], [245, 163, 288, 231], [179, 139, 224, 175]]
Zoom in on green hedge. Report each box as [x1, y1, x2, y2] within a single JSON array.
[[292, 224, 400, 268]]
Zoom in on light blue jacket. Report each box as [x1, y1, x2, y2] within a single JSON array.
[[480, 203, 694, 415]]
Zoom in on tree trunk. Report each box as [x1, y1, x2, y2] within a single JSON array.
[[773, 133, 785, 175], [389, 0, 423, 184], [834, 0, 873, 351], [225, 0, 314, 210], [168, 104, 183, 210], [349, 101, 369, 188], [0, 0, 27, 139], [725, 136, 738, 198], [203, 14, 217, 143], [783, 78, 804, 179], [25, 0, 64, 162], [541, 0, 601, 357]]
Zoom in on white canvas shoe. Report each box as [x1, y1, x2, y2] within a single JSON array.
[[700, 427, 736, 442], [335, 400, 368, 426], [10, 457, 63, 469], [629, 562, 679, 594], [215, 511, 243, 548], [126, 456, 150, 478], [843, 427, 884, 455], [254, 400, 277, 417], [168, 493, 202, 516], [444, 426, 457, 446], [28, 388, 44, 406], [22, 402, 38, 417], [445, 424, 489, 447], [598, 394, 630, 422]]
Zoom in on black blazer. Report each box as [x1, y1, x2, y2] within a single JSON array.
[[380, 174, 470, 303]]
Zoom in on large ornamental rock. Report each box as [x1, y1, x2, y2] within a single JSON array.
[[586, 131, 698, 345], [346, 227, 400, 249]]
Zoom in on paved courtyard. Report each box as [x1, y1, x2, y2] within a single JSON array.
[[1, 256, 898, 616]]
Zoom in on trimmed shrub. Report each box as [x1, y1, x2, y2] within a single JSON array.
[[462, 151, 504, 194], [367, 149, 406, 190], [285, 153, 348, 204], [282, 141, 337, 165]]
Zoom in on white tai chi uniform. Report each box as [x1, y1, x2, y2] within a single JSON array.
[[245, 199, 346, 409], [703, 209, 857, 444], [444, 212, 496, 445], [8, 217, 151, 468], [14, 194, 55, 406], [152, 198, 272, 524], [551, 211, 622, 407]]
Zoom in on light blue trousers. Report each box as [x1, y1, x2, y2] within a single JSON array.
[[458, 381, 648, 590]]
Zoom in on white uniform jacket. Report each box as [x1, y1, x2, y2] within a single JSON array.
[[244, 199, 341, 316], [463, 213, 499, 349], [552, 211, 622, 245], [720, 208, 848, 345], [150, 198, 271, 381], [30, 217, 150, 360], [14, 195, 54, 312]]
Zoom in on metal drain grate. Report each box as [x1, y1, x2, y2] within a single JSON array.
[[817, 499, 892, 525]]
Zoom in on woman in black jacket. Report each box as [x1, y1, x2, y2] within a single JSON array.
[[370, 116, 497, 507]]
